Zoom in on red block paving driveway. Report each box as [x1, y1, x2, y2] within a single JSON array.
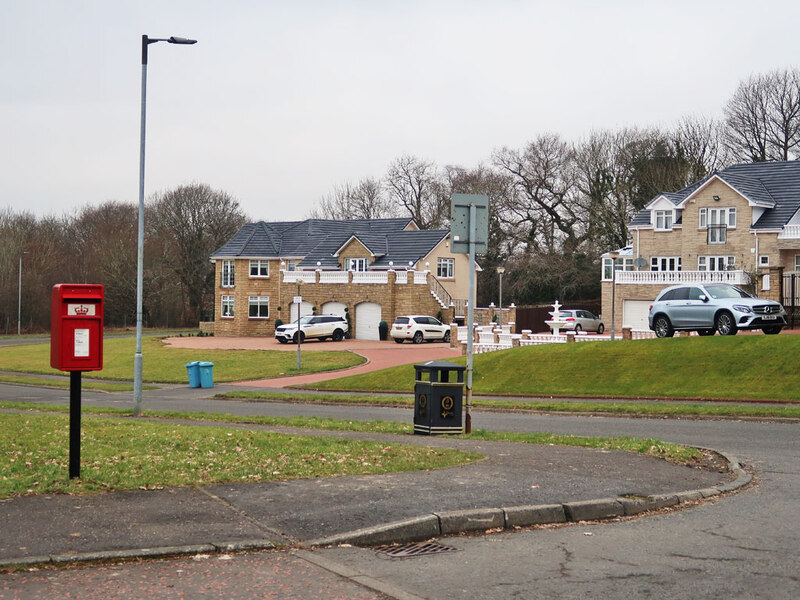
[[162, 337, 462, 387]]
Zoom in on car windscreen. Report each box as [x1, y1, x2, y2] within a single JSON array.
[[298, 316, 314, 324], [558, 312, 573, 319], [395, 317, 409, 324], [704, 284, 751, 299]]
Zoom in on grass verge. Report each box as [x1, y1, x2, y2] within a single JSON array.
[[218, 391, 800, 419], [0, 412, 480, 497], [300, 335, 800, 401], [0, 374, 149, 392], [0, 337, 364, 383]]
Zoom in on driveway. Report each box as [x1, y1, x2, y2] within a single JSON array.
[[163, 336, 461, 387]]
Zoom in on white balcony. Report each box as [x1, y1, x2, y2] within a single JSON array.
[[352, 271, 388, 284], [318, 271, 349, 284], [282, 270, 316, 283], [778, 225, 800, 239], [614, 270, 747, 285]]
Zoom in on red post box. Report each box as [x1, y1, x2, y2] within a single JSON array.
[[51, 284, 104, 372]]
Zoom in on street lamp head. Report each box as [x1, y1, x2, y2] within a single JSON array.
[[496, 266, 505, 275], [168, 37, 197, 45]]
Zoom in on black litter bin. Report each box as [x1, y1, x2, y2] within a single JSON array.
[[413, 360, 465, 435]]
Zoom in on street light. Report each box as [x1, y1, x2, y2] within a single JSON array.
[[18, 250, 28, 335], [134, 34, 197, 417], [496, 266, 505, 327], [609, 251, 619, 340]]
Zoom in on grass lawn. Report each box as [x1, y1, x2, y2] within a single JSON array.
[[0, 337, 364, 383], [0, 374, 143, 392], [299, 335, 800, 401], [0, 412, 481, 497]]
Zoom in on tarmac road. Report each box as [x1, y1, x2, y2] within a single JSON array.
[[0, 384, 798, 598]]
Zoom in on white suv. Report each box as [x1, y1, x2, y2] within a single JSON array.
[[275, 314, 348, 343], [391, 315, 450, 343]]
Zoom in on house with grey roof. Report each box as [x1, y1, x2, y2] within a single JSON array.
[[210, 217, 477, 338], [600, 161, 800, 332]]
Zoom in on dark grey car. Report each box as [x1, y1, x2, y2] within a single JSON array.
[[648, 283, 786, 337]]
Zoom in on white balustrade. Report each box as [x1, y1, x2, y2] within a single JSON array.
[[394, 270, 409, 284], [318, 271, 349, 284], [413, 270, 428, 284], [282, 270, 316, 283], [614, 270, 746, 285], [352, 271, 388, 284], [778, 224, 800, 239]]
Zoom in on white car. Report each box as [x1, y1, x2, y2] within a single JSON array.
[[391, 315, 450, 344], [275, 314, 348, 343], [557, 310, 605, 334]]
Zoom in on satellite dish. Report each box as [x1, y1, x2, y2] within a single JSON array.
[[634, 257, 647, 268]]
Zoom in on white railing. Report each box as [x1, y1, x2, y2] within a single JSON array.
[[778, 225, 800, 239], [394, 270, 409, 284], [283, 270, 316, 283], [318, 271, 349, 284], [614, 270, 747, 285], [414, 271, 428, 285], [353, 271, 388, 284]]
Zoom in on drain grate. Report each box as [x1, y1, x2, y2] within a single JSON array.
[[374, 541, 460, 559]]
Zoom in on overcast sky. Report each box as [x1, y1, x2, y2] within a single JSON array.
[[2, 0, 799, 220]]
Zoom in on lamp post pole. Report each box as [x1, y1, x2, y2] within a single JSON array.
[[497, 266, 505, 327], [296, 280, 303, 371], [134, 34, 196, 417], [609, 252, 619, 340], [17, 251, 27, 336]]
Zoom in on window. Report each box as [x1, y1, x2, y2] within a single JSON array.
[[602, 257, 634, 281], [762, 274, 771, 291], [221, 295, 235, 318], [654, 210, 673, 231], [795, 255, 800, 272], [650, 256, 682, 272], [700, 207, 735, 244], [249, 260, 269, 278], [346, 257, 368, 271], [287, 260, 296, 272], [759, 255, 770, 267], [698, 255, 735, 271], [221, 260, 235, 287], [248, 296, 269, 319], [437, 258, 455, 279]]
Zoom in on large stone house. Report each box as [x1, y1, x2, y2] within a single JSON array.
[[210, 217, 476, 339], [601, 161, 800, 331]]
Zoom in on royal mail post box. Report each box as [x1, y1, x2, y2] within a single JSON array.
[[51, 284, 104, 372]]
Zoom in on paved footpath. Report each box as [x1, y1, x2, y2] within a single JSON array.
[[0, 418, 746, 569]]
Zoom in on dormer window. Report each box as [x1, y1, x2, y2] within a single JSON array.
[[654, 210, 673, 231], [346, 257, 368, 271]]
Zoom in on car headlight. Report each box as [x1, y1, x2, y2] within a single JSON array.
[[732, 305, 752, 313]]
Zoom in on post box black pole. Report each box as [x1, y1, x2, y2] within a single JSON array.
[[69, 371, 81, 479]]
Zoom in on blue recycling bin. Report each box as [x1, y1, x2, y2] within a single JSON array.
[[185, 361, 201, 388], [198, 361, 214, 388]]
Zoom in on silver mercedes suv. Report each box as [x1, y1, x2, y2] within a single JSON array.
[[648, 283, 786, 337]]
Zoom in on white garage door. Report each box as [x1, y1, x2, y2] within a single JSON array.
[[321, 301, 347, 319], [355, 302, 382, 340], [623, 300, 651, 331], [289, 301, 314, 323]]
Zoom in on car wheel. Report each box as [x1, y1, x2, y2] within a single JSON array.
[[292, 331, 305, 343], [653, 315, 674, 338], [332, 329, 344, 342], [574, 324, 582, 333], [596, 323, 604, 334], [762, 326, 782, 335], [413, 331, 424, 344], [443, 331, 451, 343], [394, 338, 404, 343], [715, 311, 738, 336]]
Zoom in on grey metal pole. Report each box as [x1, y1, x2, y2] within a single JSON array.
[[296, 282, 302, 371], [134, 35, 148, 417], [465, 203, 477, 434], [611, 264, 617, 341], [17, 254, 23, 336]]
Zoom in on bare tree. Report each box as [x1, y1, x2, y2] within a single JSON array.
[[385, 155, 449, 229], [724, 69, 800, 162], [149, 183, 247, 324], [310, 177, 396, 220]]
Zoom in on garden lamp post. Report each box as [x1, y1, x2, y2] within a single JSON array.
[[497, 266, 505, 327], [295, 279, 303, 370], [134, 34, 197, 417], [609, 251, 619, 340]]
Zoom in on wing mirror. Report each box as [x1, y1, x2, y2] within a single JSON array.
[[699, 294, 708, 303]]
